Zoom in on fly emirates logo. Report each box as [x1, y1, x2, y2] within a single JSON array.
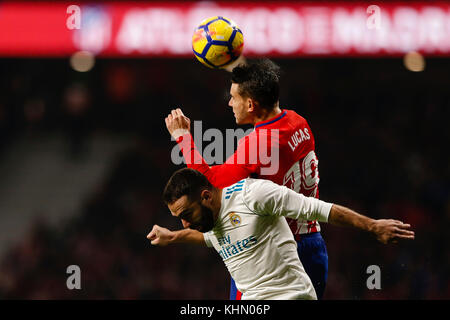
[[288, 127, 310, 152], [217, 234, 258, 261]]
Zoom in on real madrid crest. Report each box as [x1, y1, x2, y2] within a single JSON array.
[[230, 213, 241, 226]]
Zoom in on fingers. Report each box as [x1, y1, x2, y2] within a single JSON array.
[[393, 229, 415, 240], [398, 234, 415, 240], [171, 108, 183, 117], [392, 221, 415, 239], [148, 232, 159, 245], [391, 220, 412, 229], [146, 231, 155, 240], [375, 219, 415, 244], [166, 108, 189, 122], [394, 227, 415, 236], [397, 233, 415, 240], [387, 220, 414, 234], [147, 225, 173, 246], [165, 109, 181, 127], [165, 108, 190, 139], [395, 221, 411, 228], [169, 108, 185, 118], [384, 226, 415, 243], [147, 225, 159, 240]]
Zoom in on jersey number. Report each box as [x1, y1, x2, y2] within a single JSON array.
[[282, 151, 319, 197]]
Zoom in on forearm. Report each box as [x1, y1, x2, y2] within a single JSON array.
[[327, 204, 375, 232], [177, 133, 253, 188], [172, 228, 206, 246], [176, 133, 210, 171]]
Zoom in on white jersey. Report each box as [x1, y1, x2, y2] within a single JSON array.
[[203, 178, 332, 300]]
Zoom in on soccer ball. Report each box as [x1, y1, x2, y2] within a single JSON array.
[[192, 16, 244, 69]]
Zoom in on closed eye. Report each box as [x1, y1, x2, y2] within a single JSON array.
[[179, 210, 193, 221]]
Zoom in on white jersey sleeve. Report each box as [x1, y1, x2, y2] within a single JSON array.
[[243, 178, 332, 222], [203, 231, 214, 248]]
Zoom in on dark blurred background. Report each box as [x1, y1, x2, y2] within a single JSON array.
[[0, 56, 448, 299], [1, 0, 450, 300]]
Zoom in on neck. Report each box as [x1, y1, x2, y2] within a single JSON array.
[[211, 188, 223, 221], [252, 103, 281, 125]]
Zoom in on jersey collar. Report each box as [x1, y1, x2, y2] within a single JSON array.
[[254, 109, 287, 129]]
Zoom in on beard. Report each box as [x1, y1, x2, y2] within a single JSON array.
[[190, 205, 215, 233]]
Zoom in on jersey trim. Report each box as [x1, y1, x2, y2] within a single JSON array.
[[255, 110, 287, 129]]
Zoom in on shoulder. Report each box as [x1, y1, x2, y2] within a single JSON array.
[[223, 179, 246, 193], [283, 109, 315, 143], [244, 178, 278, 193], [284, 109, 308, 124], [203, 230, 215, 247], [242, 178, 283, 214]]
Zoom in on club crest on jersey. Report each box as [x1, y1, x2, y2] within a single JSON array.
[[230, 213, 241, 226]]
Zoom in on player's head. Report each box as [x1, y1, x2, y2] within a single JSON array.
[[229, 58, 281, 124], [163, 168, 216, 232]]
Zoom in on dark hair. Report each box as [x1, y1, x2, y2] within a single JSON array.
[[163, 168, 213, 204], [231, 58, 281, 110]]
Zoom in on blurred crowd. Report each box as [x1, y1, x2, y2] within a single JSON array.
[[0, 56, 448, 299]]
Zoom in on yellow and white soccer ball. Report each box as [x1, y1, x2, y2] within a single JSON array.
[[192, 16, 244, 69]]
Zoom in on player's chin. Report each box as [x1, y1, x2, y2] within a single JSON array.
[[235, 116, 251, 126]]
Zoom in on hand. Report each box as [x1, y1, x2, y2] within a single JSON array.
[[165, 108, 191, 140], [370, 219, 415, 244], [147, 225, 175, 246]]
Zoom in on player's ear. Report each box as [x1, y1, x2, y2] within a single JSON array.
[[247, 98, 255, 112], [200, 189, 212, 202]]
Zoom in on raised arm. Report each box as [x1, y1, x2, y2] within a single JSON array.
[[165, 108, 257, 188], [245, 179, 415, 244]]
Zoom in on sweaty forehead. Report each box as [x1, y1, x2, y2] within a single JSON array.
[[168, 195, 192, 217]]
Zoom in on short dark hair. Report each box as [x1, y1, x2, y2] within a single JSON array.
[[231, 58, 281, 110], [163, 168, 213, 204]]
